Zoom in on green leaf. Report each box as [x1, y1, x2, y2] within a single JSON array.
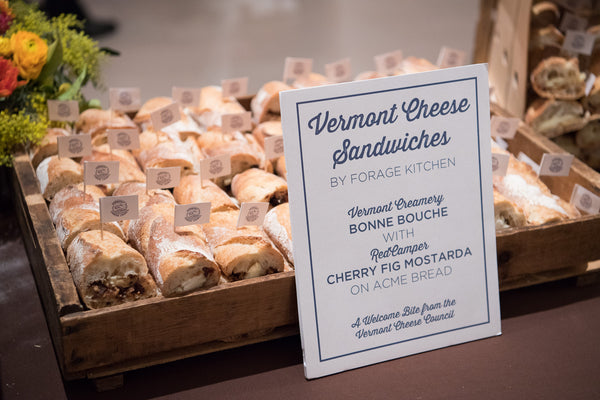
[[37, 35, 63, 88], [57, 67, 87, 101], [99, 47, 120, 56]]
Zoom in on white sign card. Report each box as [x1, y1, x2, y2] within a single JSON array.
[[222, 77, 249, 98], [107, 128, 140, 151], [490, 116, 519, 140], [221, 111, 252, 133], [538, 153, 574, 177], [374, 50, 403, 75], [150, 102, 181, 131], [84, 161, 120, 186], [237, 202, 269, 227], [109, 87, 141, 113], [99, 194, 139, 223], [560, 12, 588, 33], [491, 153, 510, 177], [280, 64, 501, 379], [146, 166, 181, 190], [325, 58, 352, 83], [200, 155, 232, 180], [284, 57, 313, 83], [172, 87, 201, 108], [174, 203, 211, 227], [264, 135, 285, 160], [47, 100, 79, 122], [570, 184, 600, 214], [57, 134, 92, 158], [437, 47, 467, 69], [563, 30, 596, 55]]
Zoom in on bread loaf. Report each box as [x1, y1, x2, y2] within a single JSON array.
[[202, 210, 284, 280], [173, 175, 238, 212], [145, 216, 220, 296], [55, 202, 126, 250], [67, 230, 158, 309], [31, 128, 69, 169], [231, 168, 288, 207], [36, 155, 83, 201], [262, 203, 294, 265]]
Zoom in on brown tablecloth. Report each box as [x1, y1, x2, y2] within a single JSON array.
[[1, 191, 599, 400]]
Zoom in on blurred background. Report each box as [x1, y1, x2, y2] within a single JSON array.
[[75, 0, 481, 105]]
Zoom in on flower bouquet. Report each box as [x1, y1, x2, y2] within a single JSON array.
[[0, 0, 114, 166]]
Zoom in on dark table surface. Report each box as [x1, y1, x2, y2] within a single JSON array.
[[1, 170, 599, 400]]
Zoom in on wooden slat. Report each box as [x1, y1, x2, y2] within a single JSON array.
[[83, 324, 299, 381], [496, 215, 600, 279], [60, 271, 297, 376], [11, 153, 83, 316]]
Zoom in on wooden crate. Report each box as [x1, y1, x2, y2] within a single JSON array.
[[10, 104, 600, 382]]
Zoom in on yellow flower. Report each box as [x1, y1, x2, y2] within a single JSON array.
[[10, 31, 48, 80], [0, 37, 10, 57]]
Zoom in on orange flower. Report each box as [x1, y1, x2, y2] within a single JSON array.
[[0, 57, 25, 97], [10, 31, 48, 80]]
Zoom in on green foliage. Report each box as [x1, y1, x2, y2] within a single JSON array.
[[0, 110, 46, 166]]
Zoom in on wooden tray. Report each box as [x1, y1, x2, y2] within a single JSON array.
[[10, 103, 600, 383]]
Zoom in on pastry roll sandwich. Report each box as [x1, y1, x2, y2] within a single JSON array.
[[492, 147, 580, 225], [67, 230, 158, 309], [292, 73, 330, 89], [251, 81, 291, 124], [188, 86, 246, 130], [252, 120, 282, 149], [75, 108, 137, 147], [530, 2, 560, 29], [203, 210, 285, 280], [354, 71, 387, 80], [145, 216, 220, 296], [133, 97, 175, 128], [262, 203, 294, 265], [525, 98, 587, 138], [76, 108, 136, 136], [136, 134, 198, 175], [36, 155, 84, 201], [395, 56, 438, 75], [493, 189, 526, 230], [49, 184, 105, 223], [274, 156, 287, 180], [530, 57, 586, 100], [231, 168, 288, 207], [81, 148, 145, 194], [113, 182, 176, 236], [173, 175, 238, 212], [31, 128, 69, 169], [198, 127, 264, 187], [54, 202, 126, 250]]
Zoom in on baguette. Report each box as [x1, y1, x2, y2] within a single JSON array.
[[36, 155, 83, 201], [173, 174, 238, 212], [231, 168, 288, 207], [55, 203, 125, 250], [202, 210, 284, 280], [262, 203, 294, 265], [67, 230, 158, 309], [145, 216, 220, 296], [31, 128, 69, 169]]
